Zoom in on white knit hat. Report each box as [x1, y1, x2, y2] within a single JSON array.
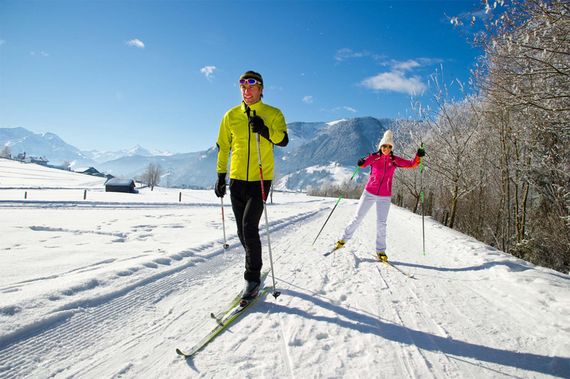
[[377, 130, 394, 150]]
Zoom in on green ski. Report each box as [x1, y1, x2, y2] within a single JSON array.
[[176, 287, 270, 359]]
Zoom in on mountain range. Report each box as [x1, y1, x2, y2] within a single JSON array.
[[0, 118, 402, 190]]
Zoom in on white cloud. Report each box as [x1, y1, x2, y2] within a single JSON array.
[[335, 48, 369, 62], [383, 58, 442, 71], [200, 66, 216, 80], [361, 71, 426, 96], [302, 95, 314, 104], [360, 57, 435, 96], [336, 48, 438, 96], [324, 106, 357, 113], [30, 51, 49, 57], [126, 38, 145, 49], [392, 59, 421, 71]]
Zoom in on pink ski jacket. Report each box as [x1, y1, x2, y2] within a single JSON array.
[[360, 152, 420, 196]]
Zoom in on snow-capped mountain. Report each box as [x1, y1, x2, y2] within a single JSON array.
[[0, 117, 404, 190], [0, 128, 170, 170], [0, 127, 95, 167], [83, 145, 172, 164], [274, 117, 397, 190]]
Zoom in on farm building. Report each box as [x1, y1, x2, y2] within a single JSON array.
[[105, 178, 137, 193]]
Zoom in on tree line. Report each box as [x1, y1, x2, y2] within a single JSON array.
[[313, 0, 569, 273]]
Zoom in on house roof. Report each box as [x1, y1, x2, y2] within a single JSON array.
[[105, 178, 135, 187], [83, 167, 101, 174]]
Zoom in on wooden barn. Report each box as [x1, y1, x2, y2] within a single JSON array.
[[105, 178, 137, 193]]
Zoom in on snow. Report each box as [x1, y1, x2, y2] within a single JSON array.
[[327, 119, 348, 126], [304, 162, 356, 184], [1, 157, 569, 378]]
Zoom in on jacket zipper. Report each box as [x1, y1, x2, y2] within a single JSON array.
[[246, 116, 251, 181], [377, 157, 387, 196]]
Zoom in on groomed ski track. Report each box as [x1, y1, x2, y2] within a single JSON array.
[[0, 198, 568, 378]]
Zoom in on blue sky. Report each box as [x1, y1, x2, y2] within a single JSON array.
[[0, 0, 482, 153]]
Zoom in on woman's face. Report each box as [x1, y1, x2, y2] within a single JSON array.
[[380, 144, 392, 156]]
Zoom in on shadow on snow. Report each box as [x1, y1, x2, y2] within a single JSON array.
[[389, 259, 570, 281], [272, 288, 569, 378]]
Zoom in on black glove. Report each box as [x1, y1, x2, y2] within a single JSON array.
[[417, 147, 426, 157], [249, 112, 270, 140], [214, 173, 226, 197], [357, 157, 366, 167]]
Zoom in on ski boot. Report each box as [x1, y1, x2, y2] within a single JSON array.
[[376, 251, 388, 262], [324, 240, 346, 257], [334, 240, 346, 250], [240, 280, 260, 306]]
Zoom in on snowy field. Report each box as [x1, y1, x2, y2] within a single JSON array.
[[0, 158, 569, 378]]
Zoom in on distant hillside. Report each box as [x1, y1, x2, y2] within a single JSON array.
[[0, 127, 95, 167], [1, 117, 413, 191], [98, 148, 217, 189], [274, 117, 397, 190]]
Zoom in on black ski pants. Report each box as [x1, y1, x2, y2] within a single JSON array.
[[229, 179, 271, 283]]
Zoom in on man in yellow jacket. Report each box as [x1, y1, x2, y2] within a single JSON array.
[[215, 70, 288, 301]]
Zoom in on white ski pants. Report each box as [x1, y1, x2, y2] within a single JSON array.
[[340, 189, 391, 252]]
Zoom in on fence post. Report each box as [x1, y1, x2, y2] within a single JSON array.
[[179, 192, 182, 202], [84, 190, 87, 200]]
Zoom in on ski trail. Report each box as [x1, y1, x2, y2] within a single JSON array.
[[370, 264, 417, 378], [374, 263, 438, 378], [407, 269, 552, 377], [0, 209, 320, 378], [400, 278, 478, 379], [275, 310, 296, 379], [376, 261, 479, 379], [0, 250, 226, 377]]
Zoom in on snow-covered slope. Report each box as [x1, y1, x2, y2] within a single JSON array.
[[0, 158, 107, 189], [0, 160, 568, 378]]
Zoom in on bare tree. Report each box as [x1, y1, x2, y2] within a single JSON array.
[[62, 160, 72, 171], [1, 145, 11, 159], [387, 119, 421, 213], [416, 74, 487, 229], [473, 0, 570, 270], [371, 0, 569, 272], [144, 163, 162, 191]]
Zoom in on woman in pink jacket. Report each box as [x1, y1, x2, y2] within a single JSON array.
[[334, 130, 425, 262]]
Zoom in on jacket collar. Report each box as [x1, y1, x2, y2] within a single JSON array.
[[241, 100, 263, 114]]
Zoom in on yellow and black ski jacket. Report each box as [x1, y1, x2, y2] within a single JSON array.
[[216, 101, 288, 181]]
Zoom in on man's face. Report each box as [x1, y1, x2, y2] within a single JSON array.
[[240, 81, 262, 105]]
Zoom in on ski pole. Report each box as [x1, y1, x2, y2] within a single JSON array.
[[220, 197, 229, 249], [419, 143, 426, 255], [248, 107, 280, 299], [312, 166, 360, 246]]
